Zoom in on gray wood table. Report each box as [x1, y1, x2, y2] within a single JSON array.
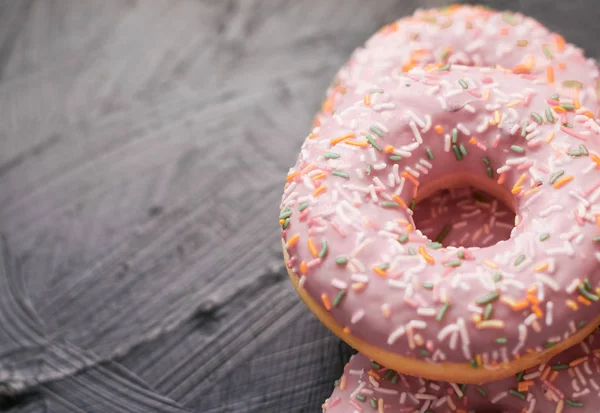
[[0, 1, 598, 412]]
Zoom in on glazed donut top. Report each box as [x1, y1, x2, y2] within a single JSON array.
[[318, 5, 599, 126], [281, 64, 600, 368], [323, 329, 600, 412]]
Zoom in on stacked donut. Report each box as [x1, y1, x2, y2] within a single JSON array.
[[280, 5, 600, 412]]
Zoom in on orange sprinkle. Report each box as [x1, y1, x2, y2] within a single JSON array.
[[523, 187, 540, 197], [286, 171, 300, 181], [312, 172, 327, 181], [308, 133, 319, 140], [497, 172, 506, 185], [434, 125, 443, 134], [406, 224, 414, 232], [373, 266, 387, 277], [418, 246, 435, 264], [546, 131, 556, 143], [392, 195, 407, 208], [553, 175, 573, 189], [511, 186, 523, 195], [368, 370, 381, 380], [339, 375, 347, 390], [493, 110, 501, 125], [313, 185, 327, 197], [342, 326, 351, 334], [553, 105, 566, 113], [527, 285, 537, 295], [555, 34, 566, 52], [352, 282, 366, 291], [308, 238, 319, 257], [591, 154, 600, 166], [518, 380, 535, 392], [472, 314, 482, 324], [534, 262, 549, 272], [500, 297, 529, 311], [279, 219, 285, 225], [469, 137, 478, 145], [345, 139, 368, 147], [402, 171, 420, 187], [570, 356, 589, 367], [583, 111, 595, 118], [384, 145, 395, 153], [574, 88, 580, 110], [577, 295, 592, 306], [476, 354, 482, 368], [514, 173, 527, 188], [301, 163, 317, 175], [546, 66, 555, 84], [499, 27, 509, 36], [321, 293, 332, 311], [483, 259, 498, 269], [322, 96, 335, 113], [531, 305, 543, 319], [364, 93, 371, 106], [300, 261, 307, 275], [549, 371, 559, 382], [541, 366, 551, 381], [566, 300, 578, 311], [382, 305, 391, 319], [330, 132, 355, 146], [287, 234, 300, 248]]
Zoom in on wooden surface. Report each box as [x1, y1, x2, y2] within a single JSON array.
[[0, 1, 598, 412]]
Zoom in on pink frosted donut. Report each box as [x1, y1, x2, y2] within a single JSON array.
[[316, 5, 599, 127], [323, 328, 600, 413], [281, 62, 600, 383]]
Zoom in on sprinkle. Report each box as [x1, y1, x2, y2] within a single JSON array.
[[516, 40, 528, 47], [366, 134, 382, 151], [369, 125, 384, 137], [593, 236, 600, 242], [428, 242, 443, 249], [324, 152, 341, 159], [476, 291, 500, 305], [398, 234, 409, 244], [545, 107, 555, 122], [553, 176, 573, 189], [380, 201, 400, 208], [330, 132, 355, 145], [410, 199, 416, 211], [459, 144, 467, 156], [531, 112, 543, 124], [279, 208, 292, 219], [452, 145, 462, 160], [496, 337, 508, 344], [422, 282, 434, 290], [510, 145, 525, 153], [298, 202, 309, 212], [514, 254, 526, 266], [477, 387, 487, 397], [483, 156, 490, 165], [563, 80, 583, 89], [426, 148, 434, 160], [483, 303, 493, 320], [521, 121, 528, 137], [355, 394, 366, 402], [551, 93, 560, 100], [565, 400, 583, 407], [308, 238, 319, 257], [438, 63, 450, 71], [487, 167, 493, 178], [332, 290, 346, 307], [390, 155, 403, 161], [373, 266, 387, 277], [561, 103, 575, 111], [335, 257, 348, 265], [516, 371, 525, 382], [321, 294, 332, 311], [578, 284, 599, 302], [435, 224, 452, 243], [436, 302, 451, 322], [549, 170, 565, 184], [313, 185, 327, 197], [287, 234, 300, 248], [452, 128, 458, 143], [502, 12, 517, 25], [332, 170, 349, 179], [366, 164, 372, 175], [509, 389, 526, 400], [458, 79, 468, 89], [444, 259, 461, 268], [542, 44, 553, 59], [580, 145, 589, 155], [318, 240, 328, 258], [419, 246, 435, 264], [552, 364, 570, 370], [286, 171, 300, 181]]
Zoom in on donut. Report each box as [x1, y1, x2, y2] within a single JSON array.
[[316, 5, 600, 128], [323, 329, 600, 413], [281, 59, 600, 382]]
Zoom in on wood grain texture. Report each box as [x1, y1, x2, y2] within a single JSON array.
[[0, 0, 598, 412]]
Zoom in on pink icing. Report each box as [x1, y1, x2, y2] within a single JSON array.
[[323, 329, 600, 412], [281, 8, 600, 371]]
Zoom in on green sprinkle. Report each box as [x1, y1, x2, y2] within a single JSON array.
[[410, 199, 415, 211], [516, 370, 525, 382], [542, 44, 553, 59], [282, 218, 290, 229], [428, 241, 443, 250], [539, 233, 550, 241], [551, 364, 569, 371], [544, 341, 557, 348], [578, 320, 587, 328], [279, 208, 292, 219], [565, 399, 583, 407], [398, 234, 409, 244], [371, 361, 381, 369], [545, 107, 555, 123], [379, 263, 389, 270], [324, 152, 340, 159], [366, 164, 372, 175], [444, 259, 461, 268], [496, 337, 507, 344], [510, 145, 525, 153], [383, 369, 395, 380], [369, 88, 384, 94], [476, 386, 487, 397], [426, 148, 434, 160], [380, 201, 400, 208], [487, 167, 494, 179], [366, 134, 382, 151], [435, 224, 452, 243], [561, 103, 575, 111], [551, 93, 560, 100], [369, 125, 384, 137], [568, 149, 583, 157], [369, 398, 377, 409], [509, 389, 526, 400], [408, 247, 416, 255], [483, 303, 493, 320], [493, 272, 503, 282], [438, 63, 450, 71], [457, 250, 465, 259], [578, 284, 599, 301], [391, 374, 399, 384], [335, 257, 348, 265], [459, 384, 467, 398], [502, 12, 517, 25], [531, 112, 543, 123], [332, 170, 350, 179], [423, 282, 434, 290], [562, 80, 583, 89], [521, 121, 528, 137], [356, 394, 366, 402], [516, 40, 528, 47], [459, 144, 467, 156], [319, 240, 328, 258], [452, 145, 462, 160], [452, 128, 458, 143], [593, 235, 600, 242], [390, 155, 403, 161], [458, 79, 468, 89], [420, 349, 431, 356], [549, 170, 565, 184], [580, 144, 589, 155], [586, 279, 594, 291], [436, 302, 450, 321], [475, 291, 500, 305], [470, 358, 478, 368], [332, 290, 346, 307], [482, 156, 490, 165], [514, 254, 526, 266], [563, 122, 573, 128]]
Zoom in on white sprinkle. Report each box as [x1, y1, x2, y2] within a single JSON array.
[[387, 326, 406, 345], [409, 120, 423, 144]]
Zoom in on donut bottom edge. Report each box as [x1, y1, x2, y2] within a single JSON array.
[[283, 241, 600, 384]]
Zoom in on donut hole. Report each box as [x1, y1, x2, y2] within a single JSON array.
[[412, 184, 515, 248]]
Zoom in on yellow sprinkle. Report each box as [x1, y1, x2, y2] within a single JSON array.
[[418, 246, 435, 264], [553, 175, 573, 189], [566, 300, 579, 311], [483, 259, 498, 269], [534, 262, 549, 272], [330, 132, 355, 146], [477, 320, 505, 329], [339, 375, 347, 390]]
